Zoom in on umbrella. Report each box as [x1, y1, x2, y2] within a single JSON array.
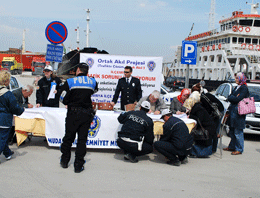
[[56, 47, 108, 77]]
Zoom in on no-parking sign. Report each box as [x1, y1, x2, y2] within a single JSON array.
[[45, 21, 68, 44]]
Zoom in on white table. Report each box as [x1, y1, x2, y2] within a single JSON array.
[[16, 107, 196, 148]]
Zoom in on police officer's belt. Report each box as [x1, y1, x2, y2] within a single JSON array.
[[120, 136, 144, 151], [68, 106, 92, 113]]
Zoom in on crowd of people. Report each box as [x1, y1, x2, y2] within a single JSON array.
[[115, 68, 249, 165], [0, 64, 249, 173]]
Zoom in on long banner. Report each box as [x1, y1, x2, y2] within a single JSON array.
[[80, 54, 163, 108]]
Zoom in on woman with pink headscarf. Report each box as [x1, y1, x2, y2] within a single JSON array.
[[170, 88, 190, 115], [223, 72, 249, 155]]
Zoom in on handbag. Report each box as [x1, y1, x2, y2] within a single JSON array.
[[201, 94, 223, 119], [210, 102, 223, 119], [238, 97, 256, 115], [190, 118, 210, 141]]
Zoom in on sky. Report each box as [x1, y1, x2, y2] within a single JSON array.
[[0, 0, 256, 62]]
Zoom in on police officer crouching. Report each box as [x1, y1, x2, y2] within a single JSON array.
[[154, 109, 193, 166], [59, 63, 98, 173], [117, 101, 154, 163]]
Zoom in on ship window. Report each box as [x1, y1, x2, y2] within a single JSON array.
[[252, 39, 258, 44], [213, 40, 216, 44], [210, 55, 214, 62], [221, 25, 225, 31], [217, 55, 222, 62], [219, 39, 221, 43], [227, 37, 230, 43], [232, 37, 237, 43], [239, 19, 253, 26], [222, 38, 225, 43], [254, 20, 260, 27], [245, 38, 251, 44], [225, 38, 227, 43], [228, 22, 232, 29], [238, 37, 244, 44], [216, 40, 219, 45], [225, 24, 229, 30], [232, 21, 238, 26]]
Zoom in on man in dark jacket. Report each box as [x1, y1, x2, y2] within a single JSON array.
[[154, 109, 193, 166], [36, 65, 62, 108], [60, 63, 98, 173], [117, 101, 154, 163], [8, 85, 34, 145], [12, 85, 34, 108], [111, 66, 142, 110]]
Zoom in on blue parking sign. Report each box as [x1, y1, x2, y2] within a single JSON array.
[[181, 41, 197, 65]]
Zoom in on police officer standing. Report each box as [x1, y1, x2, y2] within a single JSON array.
[[59, 63, 98, 173], [36, 65, 62, 108], [110, 66, 142, 110], [117, 101, 154, 163]]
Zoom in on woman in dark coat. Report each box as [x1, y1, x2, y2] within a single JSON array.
[[223, 72, 249, 155], [201, 90, 224, 153], [183, 91, 216, 157]]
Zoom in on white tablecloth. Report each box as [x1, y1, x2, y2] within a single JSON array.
[[18, 107, 196, 149]]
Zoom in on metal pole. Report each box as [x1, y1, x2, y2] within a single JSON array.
[[185, 64, 190, 88], [85, 9, 90, 47], [22, 29, 26, 54], [76, 24, 80, 50]]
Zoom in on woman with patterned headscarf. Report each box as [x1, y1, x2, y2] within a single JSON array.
[[223, 72, 249, 155], [170, 88, 190, 114], [183, 91, 216, 158]]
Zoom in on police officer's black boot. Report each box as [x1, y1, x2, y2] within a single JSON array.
[[60, 159, 68, 168], [74, 159, 86, 173]]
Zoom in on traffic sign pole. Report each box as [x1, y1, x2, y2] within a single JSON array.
[[185, 64, 190, 88]]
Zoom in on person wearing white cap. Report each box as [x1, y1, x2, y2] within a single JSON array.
[[36, 65, 62, 108], [116, 101, 154, 163], [154, 109, 193, 166]]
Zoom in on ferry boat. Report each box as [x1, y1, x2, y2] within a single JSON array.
[[165, 2, 260, 90]]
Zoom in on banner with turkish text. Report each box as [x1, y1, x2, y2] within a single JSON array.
[[80, 53, 163, 107]]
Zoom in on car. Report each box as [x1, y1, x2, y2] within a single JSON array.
[[7, 76, 23, 92], [164, 76, 185, 90], [160, 84, 181, 106], [164, 76, 176, 87], [214, 82, 260, 135], [172, 77, 185, 89]]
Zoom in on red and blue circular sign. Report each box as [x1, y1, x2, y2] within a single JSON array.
[[45, 21, 68, 44]]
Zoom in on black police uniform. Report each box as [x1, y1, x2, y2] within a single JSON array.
[[112, 77, 142, 110], [36, 76, 62, 107], [60, 73, 98, 171], [117, 110, 154, 157], [154, 116, 193, 162]]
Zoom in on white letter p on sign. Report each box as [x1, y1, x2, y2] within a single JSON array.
[[184, 44, 194, 57]]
